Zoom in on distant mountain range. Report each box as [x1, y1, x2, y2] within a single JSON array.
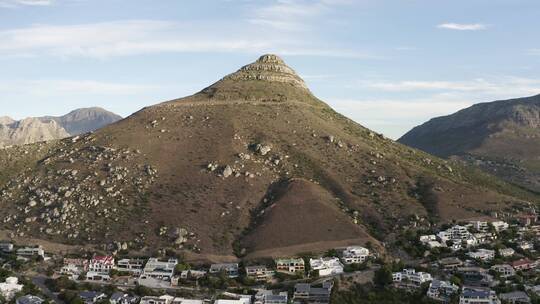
[[0, 107, 122, 148], [399, 94, 540, 192]]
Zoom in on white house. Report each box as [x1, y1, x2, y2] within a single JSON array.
[[142, 258, 178, 280], [499, 248, 515, 257], [116, 258, 146, 275], [490, 264, 515, 278], [88, 256, 115, 274], [309, 258, 344, 277], [438, 225, 478, 248], [341, 246, 370, 264], [0, 277, 24, 301], [16, 246, 44, 258], [491, 221, 509, 232], [467, 249, 495, 261], [392, 269, 432, 286]]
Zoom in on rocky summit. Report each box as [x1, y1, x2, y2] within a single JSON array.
[[0, 55, 537, 261], [399, 94, 540, 192]]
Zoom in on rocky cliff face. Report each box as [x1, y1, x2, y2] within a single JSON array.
[[0, 118, 69, 148], [399, 94, 540, 191], [0, 108, 121, 148]]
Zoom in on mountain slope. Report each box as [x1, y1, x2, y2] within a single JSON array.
[[399, 94, 540, 191], [0, 55, 536, 260]]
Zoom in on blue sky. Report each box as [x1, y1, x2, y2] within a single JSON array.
[[1, 0, 539, 138]]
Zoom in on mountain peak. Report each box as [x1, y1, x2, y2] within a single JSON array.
[[222, 54, 308, 90], [196, 54, 322, 105]]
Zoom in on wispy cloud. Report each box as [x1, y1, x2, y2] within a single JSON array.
[[437, 23, 488, 31], [0, 0, 53, 7], [528, 49, 540, 56], [247, 0, 352, 31], [0, 79, 159, 96], [0, 19, 375, 59], [360, 77, 540, 97]]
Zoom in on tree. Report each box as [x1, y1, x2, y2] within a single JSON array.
[[373, 266, 393, 288]]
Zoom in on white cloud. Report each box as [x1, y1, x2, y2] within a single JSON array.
[[437, 23, 488, 31], [528, 49, 540, 55], [0, 0, 53, 7], [0, 20, 374, 59]]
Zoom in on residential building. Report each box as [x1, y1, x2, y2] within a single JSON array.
[[470, 221, 490, 232], [499, 291, 530, 304], [490, 264, 515, 278], [245, 265, 274, 281], [457, 267, 496, 288], [116, 258, 146, 275], [392, 269, 432, 287], [499, 248, 515, 257], [16, 246, 44, 258], [110, 292, 139, 304], [88, 256, 115, 274], [16, 295, 44, 304], [294, 283, 332, 304], [309, 257, 344, 277], [438, 225, 477, 248], [459, 288, 500, 304], [0, 277, 23, 301], [438, 257, 463, 270], [79, 291, 107, 304], [467, 249, 495, 261], [420, 235, 437, 244], [491, 221, 509, 232], [209, 263, 239, 278], [254, 290, 288, 304], [426, 280, 459, 302], [518, 241, 534, 251], [341, 246, 370, 264], [142, 258, 178, 280], [511, 259, 535, 271], [61, 258, 88, 277], [86, 271, 111, 281], [275, 258, 305, 274], [0, 243, 13, 253], [517, 214, 537, 227]]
